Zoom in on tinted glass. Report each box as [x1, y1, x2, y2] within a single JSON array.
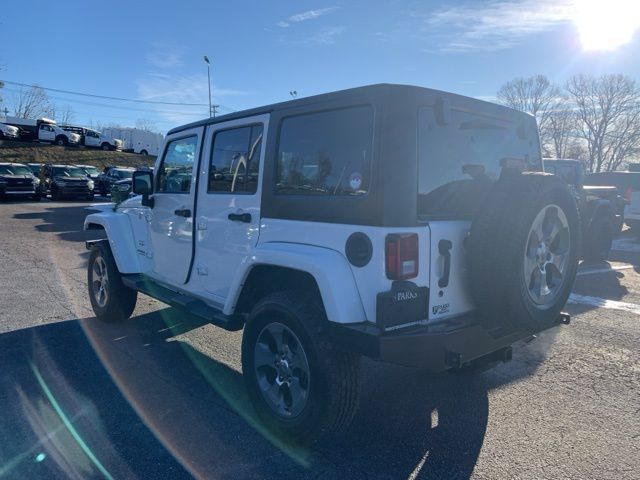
[[52, 167, 87, 178], [276, 106, 373, 196], [0, 165, 31, 175], [208, 124, 262, 194], [417, 106, 540, 217], [157, 136, 197, 193]]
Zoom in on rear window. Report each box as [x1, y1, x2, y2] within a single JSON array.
[[417, 105, 540, 218], [276, 106, 373, 196]]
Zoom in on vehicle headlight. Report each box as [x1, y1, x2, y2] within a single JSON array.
[[87, 180, 95, 189], [33, 178, 40, 185], [117, 184, 130, 191]]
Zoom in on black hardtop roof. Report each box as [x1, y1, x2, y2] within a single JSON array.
[[168, 83, 527, 135]]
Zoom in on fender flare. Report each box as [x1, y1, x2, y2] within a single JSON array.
[[84, 211, 140, 273], [225, 242, 367, 324]]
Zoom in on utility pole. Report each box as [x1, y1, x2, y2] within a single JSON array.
[[204, 55, 213, 117]]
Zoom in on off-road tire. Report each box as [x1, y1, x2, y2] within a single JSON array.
[[88, 241, 137, 322], [583, 215, 613, 262], [242, 291, 360, 444], [467, 172, 580, 333]]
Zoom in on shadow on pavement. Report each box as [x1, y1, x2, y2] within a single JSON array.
[[0, 306, 560, 480], [13, 205, 107, 244]]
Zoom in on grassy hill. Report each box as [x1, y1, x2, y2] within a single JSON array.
[[0, 141, 156, 169]]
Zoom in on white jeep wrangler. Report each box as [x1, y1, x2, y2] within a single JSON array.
[[84, 84, 579, 443]]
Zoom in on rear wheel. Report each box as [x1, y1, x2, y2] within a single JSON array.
[[242, 291, 360, 444], [468, 173, 580, 332], [583, 215, 613, 262], [88, 242, 137, 322]]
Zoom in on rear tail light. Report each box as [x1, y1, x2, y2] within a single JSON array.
[[623, 187, 633, 204], [385, 234, 419, 280]]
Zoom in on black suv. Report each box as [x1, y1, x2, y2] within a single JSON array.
[[40, 164, 95, 201], [0, 163, 41, 201]]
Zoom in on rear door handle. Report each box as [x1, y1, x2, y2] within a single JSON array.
[[174, 208, 191, 217], [228, 212, 252, 223]]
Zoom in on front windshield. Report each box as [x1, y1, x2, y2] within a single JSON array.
[[116, 169, 133, 179], [0, 165, 32, 176], [52, 167, 87, 178], [82, 166, 100, 176]]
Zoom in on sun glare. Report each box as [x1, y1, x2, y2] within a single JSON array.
[[573, 0, 640, 51]]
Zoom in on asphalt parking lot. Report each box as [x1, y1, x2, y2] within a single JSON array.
[[0, 198, 638, 480]]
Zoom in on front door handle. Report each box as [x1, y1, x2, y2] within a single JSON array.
[[228, 212, 252, 223], [174, 208, 191, 217]]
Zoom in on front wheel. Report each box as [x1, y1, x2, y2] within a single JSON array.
[[101, 143, 111, 151], [88, 242, 137, 322], [241, 291, 360, 444], [140, 149, 149, 156], [55, 136, 67, 146]]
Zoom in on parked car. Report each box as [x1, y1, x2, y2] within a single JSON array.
[[6, 117, 81, 146], [40, 164, 94, 200], [95, 166, 134, 196], [0, 162, 41, 201], [544, 159, 623, 261], [587, 171, 640, 232], [0, 122, 20, 140], [60, 126, 123, 151], [84, 84, 580, 443]]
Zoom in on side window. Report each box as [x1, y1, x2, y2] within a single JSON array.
[[156, 136, 198, 194], [276, 106, 373, 196], [208, 124, 263, 194]]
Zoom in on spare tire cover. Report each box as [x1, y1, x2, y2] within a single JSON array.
[[467, 172, 580, 333]]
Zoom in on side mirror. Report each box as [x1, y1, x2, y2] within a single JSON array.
[[133, 170, 154, 207]]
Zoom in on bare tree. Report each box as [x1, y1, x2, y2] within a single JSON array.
[[12, 85, 55, 119], [546, 103, 579, 159], [497, 75, 560, 136], [135, 118, 157, 132], [58, 104, 75, 125], [566, 74, 640, 172]]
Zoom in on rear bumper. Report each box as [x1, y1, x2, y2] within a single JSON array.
[[328, 314, 566, 371]]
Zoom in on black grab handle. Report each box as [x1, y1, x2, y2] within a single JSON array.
[[228, 212, 252, 223], [174, 208, 191, 217], [438, 239, 453, 288]]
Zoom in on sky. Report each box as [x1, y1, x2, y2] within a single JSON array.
[[1, 0, 640, 134]]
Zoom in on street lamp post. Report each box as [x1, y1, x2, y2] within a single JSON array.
[[204, 55, 213, 117]]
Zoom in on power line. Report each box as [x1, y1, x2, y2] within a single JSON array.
[[2, 87, 205, 116], [1, 79, 209, 107]]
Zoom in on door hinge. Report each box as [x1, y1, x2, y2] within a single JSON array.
[[196, 265, 208, 276]]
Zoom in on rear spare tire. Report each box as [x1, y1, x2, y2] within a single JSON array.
[[467, 172, 580, 333]]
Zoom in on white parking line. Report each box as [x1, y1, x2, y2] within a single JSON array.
[[577, 264, 635, 276], [612, 238, 640, 253], [568, 294, 640, 315]]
